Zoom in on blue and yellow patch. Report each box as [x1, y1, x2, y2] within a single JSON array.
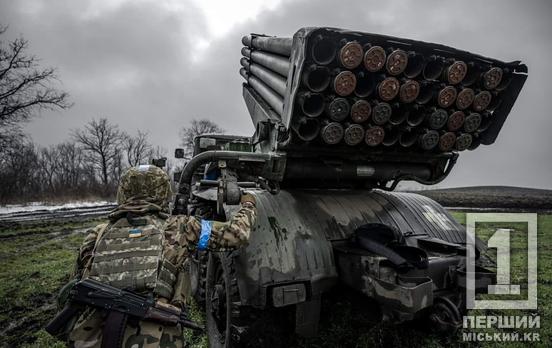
[[128, 228, 143, 238]]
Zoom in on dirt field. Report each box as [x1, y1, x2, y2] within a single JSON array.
[[1, 192, 551, 347], [417, 186, 552, 210]]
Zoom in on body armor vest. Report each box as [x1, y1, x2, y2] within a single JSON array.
[[88, 215, 177, 299]]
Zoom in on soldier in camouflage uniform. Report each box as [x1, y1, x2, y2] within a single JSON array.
[[65, 164, 256, 348]]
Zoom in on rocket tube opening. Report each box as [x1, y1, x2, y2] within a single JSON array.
[[478, 113, 492, 132], [417, 81, 434, 104], [312, 36, 336, 65], [407, 107, 425, 127], [382, 127, 399, 146], [303, 65, 331, 92], [496, 70, 512, 91], [389, 105, 407, 126], [293, 118, 320, 142], [399, 129, 417, 147], [299, 92, 325, 117], [462, 62, 481, 86], [423, 56, 445, 80], [355, 72, 375, 97], [404, 52, 425, 78]]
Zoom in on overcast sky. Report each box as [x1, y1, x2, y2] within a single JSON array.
[[1, 0, 551, 189]]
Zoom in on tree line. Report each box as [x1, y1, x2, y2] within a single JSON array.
[[1, 25, 225, 204], [0, 118, 167, 203]]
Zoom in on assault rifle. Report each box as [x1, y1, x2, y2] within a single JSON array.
[[45, 278, 203, 337]]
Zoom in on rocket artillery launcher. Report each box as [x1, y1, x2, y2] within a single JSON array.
[[238, 27, 526, 190], [173, 27, 527, 348]]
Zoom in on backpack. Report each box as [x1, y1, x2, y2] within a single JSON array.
[[87, 215, 177, 299]]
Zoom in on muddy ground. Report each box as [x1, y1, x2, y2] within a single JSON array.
[[1, 188, 551, 347], [417, 186, 552, 210]]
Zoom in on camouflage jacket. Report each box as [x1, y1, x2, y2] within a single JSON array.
[[69, 200, 256, 348], [76, 200, 256, 279]]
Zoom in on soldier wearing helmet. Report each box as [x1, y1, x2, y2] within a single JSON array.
[[61, 164, 256, 348]]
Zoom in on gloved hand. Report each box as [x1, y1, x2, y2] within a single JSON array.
[[240, 192, 256, 206]]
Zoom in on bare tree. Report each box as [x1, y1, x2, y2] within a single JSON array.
[[38, 145, 60, 192], [123, 131, 152, 167], [0, 26, 71, 143], [72, 118, 124, 192], [179, 119, 223, 158], [0, 138, 40, 202], [56, 142, 85, 191]]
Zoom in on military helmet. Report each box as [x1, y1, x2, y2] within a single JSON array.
[[116, 165, 172, 206]]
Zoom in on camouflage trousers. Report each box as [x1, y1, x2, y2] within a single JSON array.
[[69, 309, 184, 348]]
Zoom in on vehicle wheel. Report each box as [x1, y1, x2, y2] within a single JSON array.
[[427, 296, 462, 334], [190, 250, 208, 307], [206, 252, 295, 348], [205, 251, 243, 348]]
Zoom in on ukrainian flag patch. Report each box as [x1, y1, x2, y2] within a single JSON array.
[[128, 228, 143, 238]]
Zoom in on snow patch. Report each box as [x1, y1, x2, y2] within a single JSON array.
[[0, 201, 115, 214]]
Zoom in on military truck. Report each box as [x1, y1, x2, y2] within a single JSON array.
[[173, 27, 527, 347]]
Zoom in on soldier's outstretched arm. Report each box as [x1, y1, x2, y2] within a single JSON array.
[[203, 194, 256, 250], [169, 193, 257, 250]]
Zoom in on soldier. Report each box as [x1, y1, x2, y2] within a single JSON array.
[[63, 164, 256, 348]]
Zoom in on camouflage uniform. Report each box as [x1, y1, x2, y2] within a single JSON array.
[[67, 165, 256, 348]]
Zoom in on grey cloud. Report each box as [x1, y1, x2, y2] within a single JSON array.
[[1, 0, 550, 188]]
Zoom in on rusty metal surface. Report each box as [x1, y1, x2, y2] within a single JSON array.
[[363, 46, 386, 72], [350, 100, 371, 123], [446, 61, 468, 85], [333, 71, 356, 96], [378, 77, 400, 101], [437, 86, 457, 108], [365, 126, 385, 146], [386, 49, 408, 75], [344, 124, 365, 146], [339, 41, 363, 69], [456, 88, 474, 110], [473, 90, 492, 111], [447, 110, 465, 131], [399, 79, 420, 103]]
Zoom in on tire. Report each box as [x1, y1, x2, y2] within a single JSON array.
[[190, 250, 208, 307], [205, 252, 242, 348]]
